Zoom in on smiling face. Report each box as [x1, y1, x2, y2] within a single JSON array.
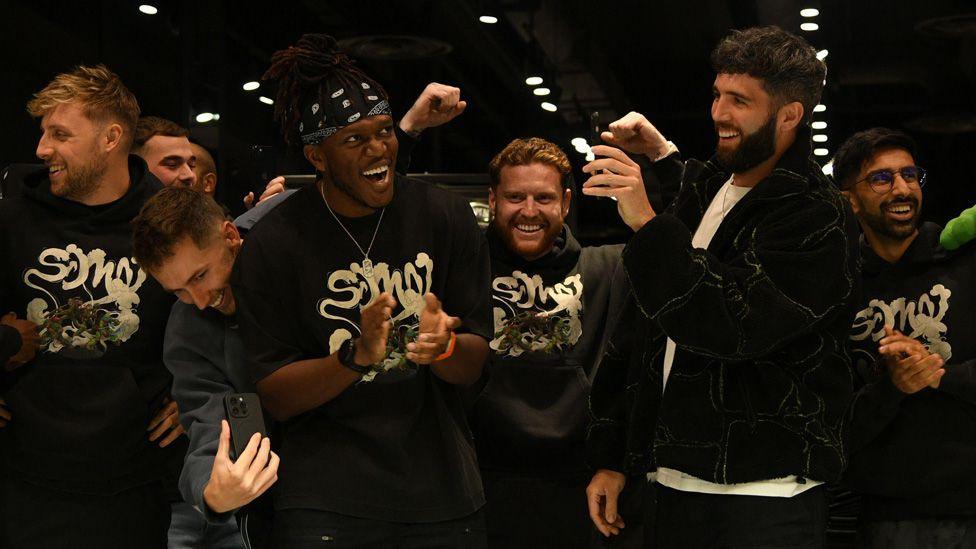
[[150, 221, 242, 315], [305, 115, 398, 211], [35, 101, 112, 201], [711, 73, 780, 173], [139, 134, 198, 189], [489, 163, 571, 261], [846, 148, 923, 244]]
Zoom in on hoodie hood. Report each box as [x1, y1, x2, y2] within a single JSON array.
[[21, 154, 162, 225], [487, 223, 582, 281]]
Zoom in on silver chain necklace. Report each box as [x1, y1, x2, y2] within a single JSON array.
[[321, 186, 386, 280]]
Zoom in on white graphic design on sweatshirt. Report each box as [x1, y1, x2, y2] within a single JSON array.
[[489, 271, 583, 357], [23, 244, 147, 353], [850, 283, 952, 363], [316, 253, 433, 382]]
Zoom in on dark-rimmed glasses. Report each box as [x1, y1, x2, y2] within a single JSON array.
[[856, 166, 927, 194]]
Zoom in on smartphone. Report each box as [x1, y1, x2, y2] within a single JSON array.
[[223, 393, 267, 460], [590, 111, 602, 147]]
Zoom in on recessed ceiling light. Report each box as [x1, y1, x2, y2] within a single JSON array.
[[801, 22, 819, 31], [479, 15, 498, 24], [242, 81, 260, 91], [525, 76, 544, 86], [814, 148, 829, 156], [571, 137, 587, 147], [822, 161, 834, 176], [533, 87, 551, 96], [259, 96, 274, 105], [812, 121, 827, 130], [814, 104, 826, 113], [138, 4, 158, 15], [816, 49, 828, 60], [574, 142, 590, 154], [540, 102, 557, 112], [800, 8, 820, 17], [813, 134, 828, 143], [195, 112, 215, 123]]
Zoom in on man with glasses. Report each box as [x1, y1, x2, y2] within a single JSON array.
[[834, 127, 976, 547]]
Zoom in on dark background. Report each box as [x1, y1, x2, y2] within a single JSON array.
[[3, 0, 974, 243]]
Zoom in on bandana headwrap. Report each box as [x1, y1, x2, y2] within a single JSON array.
[[298, 75, 392, 145]]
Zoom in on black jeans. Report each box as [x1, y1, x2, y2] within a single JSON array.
[[654, 484, 827, 549], [270, 508, 486, 549], [481, 471, 592, 549], [0, 475, 170, 549]]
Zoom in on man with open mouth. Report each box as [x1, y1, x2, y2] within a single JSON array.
[[583, 26, 858, 548], [835, 127, 976, 548], [231, 34, 491, 547]]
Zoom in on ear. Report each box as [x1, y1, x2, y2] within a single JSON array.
[[777, 101, 804, 133], [203, 173, 217, 195], [560, 188, 572, 220], [841, 188, 861, 215], [219, 220, 242, 247], [104, 123, 125, 153], [488, 187, 496, 211], [303, 144, 326, 173]]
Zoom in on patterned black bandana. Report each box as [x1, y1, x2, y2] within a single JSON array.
[[298, 75, 392, 145]]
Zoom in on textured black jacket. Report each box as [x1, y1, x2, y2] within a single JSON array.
[[588, 129, 859, 484]]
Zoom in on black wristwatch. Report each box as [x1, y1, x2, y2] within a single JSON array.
[[338, 338, 370, 375]]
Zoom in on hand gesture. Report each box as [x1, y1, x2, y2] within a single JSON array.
[[147, 396, 186, 448], [244, 176, 286, 209], [398, 83, 467, 135], [203, 420, 279, 514], [878, 326, 945, 393], [2, 312, 39, 369], [355, 293, 397, 366], [407, 293, 461, 365], [602, 111, 670, 159], [587, 469, 627, 537], [582, 145, 656, 231]]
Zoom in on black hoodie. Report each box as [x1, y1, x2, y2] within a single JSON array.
[[0, 155, 182, 495], [846, 222, 976, 521], [469, 225, 626, 475]]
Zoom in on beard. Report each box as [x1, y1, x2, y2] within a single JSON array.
[[716, 114, 777, 173], [51, 151, 108, 201], [861, 196, 921, 241], [490, 212, 562, 261]]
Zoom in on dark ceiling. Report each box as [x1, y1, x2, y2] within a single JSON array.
[[3, 0, 975, 240]]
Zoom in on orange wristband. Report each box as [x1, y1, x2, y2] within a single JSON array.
[[434, 332, 457, 362]]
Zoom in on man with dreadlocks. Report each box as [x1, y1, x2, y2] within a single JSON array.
[[231, 34, 491, 546]]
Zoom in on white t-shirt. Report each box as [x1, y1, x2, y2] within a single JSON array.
[[656, 176, 822, 497]]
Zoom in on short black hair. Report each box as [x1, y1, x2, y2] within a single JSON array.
[[711, 26, 826, 124], [832, 128, 918, 190]]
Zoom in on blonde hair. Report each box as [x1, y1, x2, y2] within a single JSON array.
[[488, 137, 572, 189], [27, 64, 140, 146]]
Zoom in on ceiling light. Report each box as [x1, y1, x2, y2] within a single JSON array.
[[533, 87, 551, 96], [816, 49, 828, 60], [540, 102, 557, 112], [212, 114, 220, 121], [812, 121, 827, 130], [800, 8, 820, 17], [525, 76, 544, 86], [571, 137, 587, 147], [813, 134, 828, 143], [574, 142, 591, 154], [814, 148, 829, 157], [242, 81, 260, 91], [822, 161, 834, 176], [814, 104, 826, 113], [259, 96, 274, 105], [801, 22, 819, 31], [138, 4, 158, 15], [585, 151, 595, 162], [195, 112, 215, 123], [479, 15, 498, 24]]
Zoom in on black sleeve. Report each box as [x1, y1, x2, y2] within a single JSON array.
[[622, 198, 857, 360], [937, 358, 976, 405], [232, 235, 307, 384], [442, 195, 492, 341], [847, 373, 907, 453], [394, 127, 419, 175], [641, 152, 684, 213]]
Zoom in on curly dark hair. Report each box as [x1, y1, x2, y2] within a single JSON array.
[[711, 26, 826, 124], [262, 33, 387, 147], [832, 128, 918, 190]]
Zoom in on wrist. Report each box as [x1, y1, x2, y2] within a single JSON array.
[[628, 211, 655, 232], [398, 117, 424, 137], [203, 482, 232, 515], [352, 339, 373, 367]]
